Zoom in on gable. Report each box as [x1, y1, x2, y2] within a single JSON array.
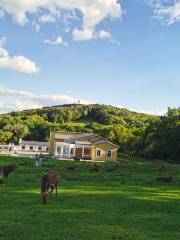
[[94, 141, 119, 150]]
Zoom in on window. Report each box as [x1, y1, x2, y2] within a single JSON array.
[[22, 145, 25, 150], [107, 150, 112, 158], [38, 146, 42, 151], [63, 146, 69, 155], [96, 150, 101, 157], [30, 146, 34, 150], [70, 148, 74, 155], [84, 148, 91, 155]]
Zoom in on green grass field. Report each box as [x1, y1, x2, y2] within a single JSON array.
[[0, 155, 180, 240]]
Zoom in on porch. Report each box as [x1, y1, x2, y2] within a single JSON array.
[[54, 143, 92, 160]]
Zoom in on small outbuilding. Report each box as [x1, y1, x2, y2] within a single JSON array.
[[19, 140, 49, 154]]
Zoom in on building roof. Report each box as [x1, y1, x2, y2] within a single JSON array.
[[20, 141, 49, 146], [65, 133, 96, 143], [92, 140, 119, 148], [52, 131, 119, 148], [75, 140, 92, 146]]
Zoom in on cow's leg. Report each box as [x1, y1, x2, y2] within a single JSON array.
[[49, 185, 54, 199], [55, 182, 58, 199]]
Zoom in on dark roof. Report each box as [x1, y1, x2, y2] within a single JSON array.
[[65, 133, 96, 143], [20, 141, 49, 146], [93, 140, 119, 148]]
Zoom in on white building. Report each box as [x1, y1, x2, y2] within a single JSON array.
[[18, 140, 49, 155]]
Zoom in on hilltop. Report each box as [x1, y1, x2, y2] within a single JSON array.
[[0, 104, 179, 162]]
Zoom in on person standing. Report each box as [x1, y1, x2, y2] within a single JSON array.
[[34, 154, 39, 167], [39, 153, 43, 167]]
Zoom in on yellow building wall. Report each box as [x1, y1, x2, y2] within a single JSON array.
[[91, 142, 118, 161]]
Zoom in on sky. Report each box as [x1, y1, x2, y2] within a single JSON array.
[[0, 0, 180, 115]]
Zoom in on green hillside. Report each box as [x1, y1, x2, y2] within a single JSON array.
[[0, 104, 179, 162]]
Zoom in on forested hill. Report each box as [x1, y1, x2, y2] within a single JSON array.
[[0, 104, 179, 162]]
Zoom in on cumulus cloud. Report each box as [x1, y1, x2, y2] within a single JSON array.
[[0, 37, 40, 74], [44, 35, 68, 46], [0, 0, 122, 41], [73, 29, 113, 41], [0, 85, 90, 113], [146, 0, 180, 25]]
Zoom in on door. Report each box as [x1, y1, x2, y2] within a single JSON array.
[[75, 148, 83, 158]]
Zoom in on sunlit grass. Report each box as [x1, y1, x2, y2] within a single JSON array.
[[1, 155, 180, 240]]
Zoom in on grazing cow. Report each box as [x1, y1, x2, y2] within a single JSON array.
[[0, 171, 4, 189], [41, 170, 60, 205], [155, 175, 172, 182], [0, 165, 17, 179], [106, 164, 119, 172], [67, 165, 77, 171], [90, 164, 99, 172], [19, 160, 28, 166]]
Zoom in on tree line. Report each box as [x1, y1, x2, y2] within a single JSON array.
[[0, 104, 179, 162]]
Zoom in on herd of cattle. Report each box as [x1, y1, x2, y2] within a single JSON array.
[[0, 164, 60, 205], [0, 161, 172, 205]]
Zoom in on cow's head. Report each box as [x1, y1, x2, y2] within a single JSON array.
[[42, 191, 48, 205]]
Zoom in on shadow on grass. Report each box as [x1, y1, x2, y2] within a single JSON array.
[[1, 184, 180, 240]]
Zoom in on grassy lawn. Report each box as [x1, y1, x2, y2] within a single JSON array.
[[0, 155, 180, 240]]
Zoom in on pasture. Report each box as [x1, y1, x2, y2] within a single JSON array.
[[0, 155, 180, 240]]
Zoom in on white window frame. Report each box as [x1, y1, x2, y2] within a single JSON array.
[[96, 149, 101, 157], [63, 146, 70, 155], [107, 150, 112, 158]]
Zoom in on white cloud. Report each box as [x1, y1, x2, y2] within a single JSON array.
[[0, 85, 90, 113], [14, 12, 28, 25], [114, 104, 167, 116], [39, 14, 56, 24], [44, 35, 68, 46], [0, 0, 122, 41], [132, 108, 167, 116], [0, 85, 168, 115], [146, 0, 180, 25], [73, 28, 95, 41], [0, 37, 40, 74], [73, 29, 113, 41], [99, 30, 112, 39]]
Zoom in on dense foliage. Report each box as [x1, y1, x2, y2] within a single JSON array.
[[0, 104, 179, 162]]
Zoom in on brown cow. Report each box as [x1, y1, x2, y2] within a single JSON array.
[[0, 164, 17, 179], [155, 175, 172, 182], [90, 164, 99, 172], [41, 170, 60, 205]]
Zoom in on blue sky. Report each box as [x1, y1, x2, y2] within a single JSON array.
[[0, 0, 179, 114]]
